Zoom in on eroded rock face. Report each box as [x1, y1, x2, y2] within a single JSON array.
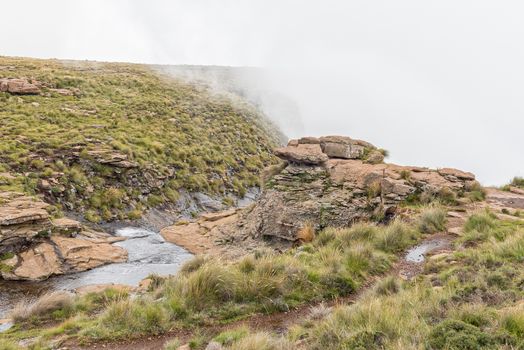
[[0, 192, 51, 254], [0, 192, 127, 281], [219, 136, 479, 243]]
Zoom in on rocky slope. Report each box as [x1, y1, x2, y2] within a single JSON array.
[[162, 135, 483, 255], [0, 56, 280, 224]]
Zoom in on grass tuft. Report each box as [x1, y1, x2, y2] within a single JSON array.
[[417, 206, 447, 234], [10, 291, 73, 323]]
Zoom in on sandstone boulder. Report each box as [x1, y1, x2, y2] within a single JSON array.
[[0, 191, 128, 281], [319, 135, 375, 149], [438, 168, 476, 181], [274, 144, 328, 165], [161, 209, 240, 255], [1, 236, 127, 281], [298, 136, 320, 144], [0, 78, 40, 94], [1, 242, 62, 280], [0, 193, 49, 226], [0, 192, 51, 254], [287, 139, 299, 146], [51, 236, 127, 272], [86, 148, 138, 168], [280, 135, 378, 163]]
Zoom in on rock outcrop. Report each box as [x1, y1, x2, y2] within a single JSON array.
[[0, 78, 40, 94], [0, 192, 127, 281], [220, 136, 481, 244], [0, 192, 51, 254], [278, 136, 378, 163], [0, 78, 79, 96], [160, 209, 241, 255], [162, 136, 482, 254]]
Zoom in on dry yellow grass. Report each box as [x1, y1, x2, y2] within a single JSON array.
[[296, 222, 315, 243]]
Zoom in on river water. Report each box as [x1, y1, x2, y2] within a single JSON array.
[[0, 227, 193, 319]]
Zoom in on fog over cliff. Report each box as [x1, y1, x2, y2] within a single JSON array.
[[2, 0, 524, 185]]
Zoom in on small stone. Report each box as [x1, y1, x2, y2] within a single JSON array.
[[448, 227, 462, 235]]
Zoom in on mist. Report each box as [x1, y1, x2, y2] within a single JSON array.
[[2, 0, 523, 185]]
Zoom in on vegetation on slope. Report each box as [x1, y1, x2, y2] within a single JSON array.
[[0, 207, 446, 348], [221, 211, 524, 350], [502, 177, 524, 191], [0, 57, 279, 221]]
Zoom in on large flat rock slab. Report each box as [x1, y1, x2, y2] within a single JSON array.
[[486, 188, 524, 210], [274, 144, 328, 165]]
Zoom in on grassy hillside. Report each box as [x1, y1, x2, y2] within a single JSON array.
[[0, 206, 445, 348], [0, 57, 280, 221], [4, 208, 520, 349]]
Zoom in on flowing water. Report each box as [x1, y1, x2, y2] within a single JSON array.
[[0, 227, 193, 322], [405, 239, 447, 263]]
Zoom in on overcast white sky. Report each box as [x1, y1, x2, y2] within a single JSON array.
[[2, 1, 523, 185]]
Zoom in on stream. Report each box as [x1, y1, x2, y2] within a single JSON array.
[[0, 227, 193, 321]]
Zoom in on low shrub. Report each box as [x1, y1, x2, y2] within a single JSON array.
[[428, 319, 495, 349], [463, 211, 497, 234]]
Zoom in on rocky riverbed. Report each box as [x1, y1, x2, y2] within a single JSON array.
[[0, 226, 192, 319]]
